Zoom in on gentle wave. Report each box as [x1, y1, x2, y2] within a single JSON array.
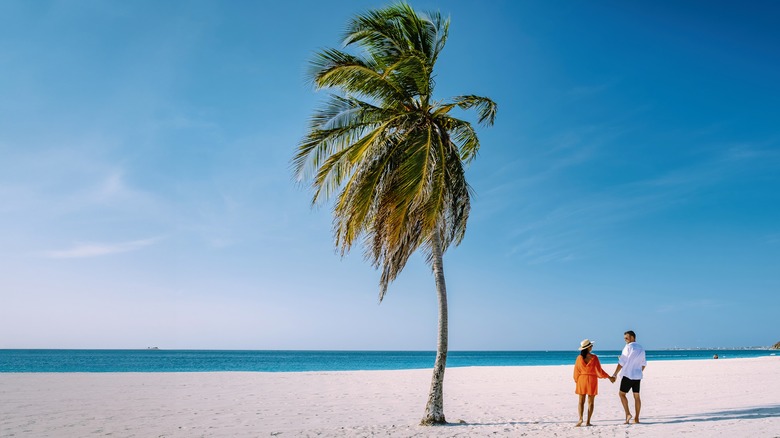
[[0, 349, 773, 373]]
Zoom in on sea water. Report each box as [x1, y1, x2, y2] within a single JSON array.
[[0, 349, 773, 373]]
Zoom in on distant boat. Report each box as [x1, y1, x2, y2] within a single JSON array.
[[147, 347, 160, 350]]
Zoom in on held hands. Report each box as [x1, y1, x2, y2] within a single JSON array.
[[609, 376, 616, 383]]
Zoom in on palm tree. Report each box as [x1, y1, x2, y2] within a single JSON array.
[[292, 3, 496, 425]]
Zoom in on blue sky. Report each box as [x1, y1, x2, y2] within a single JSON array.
[[1, 1, 778, 350]]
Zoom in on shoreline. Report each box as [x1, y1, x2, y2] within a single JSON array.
[[2, 348, 775, 373], [1, 346, 776, 350], [2, 352, 776, 375], [2, 356, 778, 437]]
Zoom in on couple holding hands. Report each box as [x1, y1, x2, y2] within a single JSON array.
[[573, 330, 647, 427]]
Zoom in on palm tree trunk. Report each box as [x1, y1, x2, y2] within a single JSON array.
[[421, 233, 448, 425]]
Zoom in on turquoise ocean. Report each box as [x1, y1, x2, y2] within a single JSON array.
[[0, 349, 774, 373]]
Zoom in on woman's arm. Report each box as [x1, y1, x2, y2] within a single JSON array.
[[594, 356, 611, 379], [573, 356, 582, 382]]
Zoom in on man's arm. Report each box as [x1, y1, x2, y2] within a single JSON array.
[[612, 364, 623, 379]]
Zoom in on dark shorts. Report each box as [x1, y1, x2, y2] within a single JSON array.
[[620, 376, 641, 393]]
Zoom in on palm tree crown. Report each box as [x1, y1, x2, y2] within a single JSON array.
[[293, 3, 496, 302]]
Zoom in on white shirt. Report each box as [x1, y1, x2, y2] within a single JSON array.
[[618, 342, 647, 380]]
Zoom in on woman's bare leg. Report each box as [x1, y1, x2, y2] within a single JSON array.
[[586, 395, 595, 426], [576, 394, 586, 426]]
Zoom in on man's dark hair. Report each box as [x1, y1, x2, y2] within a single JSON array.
[[625, 330, 636, 339]]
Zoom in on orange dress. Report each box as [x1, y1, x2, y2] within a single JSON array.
[[573, 354, 610, 395]]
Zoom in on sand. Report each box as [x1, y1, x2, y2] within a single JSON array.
[[1, 356, 778, 437]]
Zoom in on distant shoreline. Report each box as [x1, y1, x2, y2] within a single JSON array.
[[1, 349, 775, 373], [0, 346, 775, 351]]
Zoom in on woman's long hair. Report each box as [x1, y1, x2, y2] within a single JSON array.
[[580, 348, 589, 359]]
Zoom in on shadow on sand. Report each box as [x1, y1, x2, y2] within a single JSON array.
[[638, 405, 780, 425], [443, 405, 780, 427], [442, 420, 568, 427]]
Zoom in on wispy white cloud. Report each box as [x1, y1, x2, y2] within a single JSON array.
[[507, 234, 580, 264], [80, 169, 165, 212], [490, 134, 779, 265], [96, 170, 125, 199], [501, 193, 649, 264], [41, 237, 162, 259], [629, 140, 779, 201], [765, 234, 780, 245]]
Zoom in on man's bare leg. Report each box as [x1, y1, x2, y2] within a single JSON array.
[[586, 395, 595, 426], [619, 391, 633, 424], [633, 393, 641, 423], [576, 394, 585, 426]]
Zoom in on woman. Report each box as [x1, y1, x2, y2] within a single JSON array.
[[573, 339, 614, 426]]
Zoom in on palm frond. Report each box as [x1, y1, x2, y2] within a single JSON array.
[[381, 51, 432, 100], [427, 10, 449, 66], [343, 3, 448, 103], [333, 122, 415, 254], [293, 94, 402, 185], [313, 120, 398, 205], [310, 49, 410, 107], [440, 95, 498, 126], [344, 7, 406, 60], [442, 116, 481, 163]]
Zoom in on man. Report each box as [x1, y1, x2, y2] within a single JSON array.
[[611, 330, 646, 424]]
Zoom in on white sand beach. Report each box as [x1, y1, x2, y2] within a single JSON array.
[[1, 356, 778, 437]]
